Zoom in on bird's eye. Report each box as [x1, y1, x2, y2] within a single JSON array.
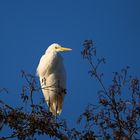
[[55, 46, 58, 49]]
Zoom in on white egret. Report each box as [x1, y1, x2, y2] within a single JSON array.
[[37, 43, 72, 116]]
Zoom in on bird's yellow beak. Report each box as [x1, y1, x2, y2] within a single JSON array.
[[59, 47, 72, 51]]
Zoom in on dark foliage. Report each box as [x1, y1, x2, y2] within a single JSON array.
[[0, 40, 140, 140], [80, 40, 140, 140]]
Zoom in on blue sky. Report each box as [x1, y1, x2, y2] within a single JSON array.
[[0, 0, 140, 138]]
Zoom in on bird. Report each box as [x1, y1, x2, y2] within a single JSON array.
[[36, 43, 72, 116]]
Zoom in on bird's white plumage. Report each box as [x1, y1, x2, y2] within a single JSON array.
[[37, 43, 72, 115]]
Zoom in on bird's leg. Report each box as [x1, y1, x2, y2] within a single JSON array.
[[42, 77, 46, 85], [44, 77, 46, 85]]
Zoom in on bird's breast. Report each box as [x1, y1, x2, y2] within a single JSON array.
[[45, 54, 66, 88]]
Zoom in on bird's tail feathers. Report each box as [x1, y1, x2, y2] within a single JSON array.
[[50, 106, 62, 116], [47, 99, 63, 116]]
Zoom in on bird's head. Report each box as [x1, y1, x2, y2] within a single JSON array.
[[45, 43, 72, 54]]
